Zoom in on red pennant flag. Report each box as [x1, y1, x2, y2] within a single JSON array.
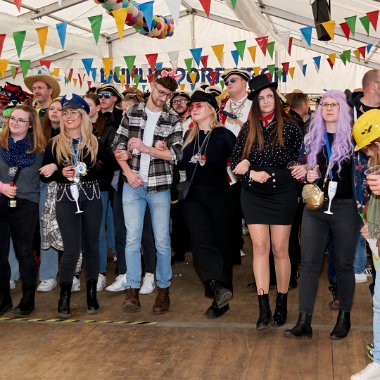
[[256, 36, 269, 56], [358, 46, 366, 59], [130, 65, 136, 80], [0, 34, 5, 57], [339, 22, 351, 40], [199, 0, 211, 17], [282, 62, 290, 74], [147, 74, 155, 83], [39, 59, 52, 69], [68, 68, 74, 82], [78, 73, 85, 88], [265, 72, 272, 80], [367, 10, 379, 31], [200, 56, 208, 69], [287, 37, 293, 56], [327, 58, 334, 69], [145, 53, 158, 71], [13, 0, 22, 11], [209, 70, 217, 85], [87, 80, 92, 89], [12, 66, 19, 79]]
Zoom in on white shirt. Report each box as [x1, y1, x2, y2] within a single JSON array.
[[224, 97, 252, 137]]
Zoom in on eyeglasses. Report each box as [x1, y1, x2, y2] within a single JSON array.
[[62, 109, 80, 117], [321, 102, 339, 109], [97, 93, 112, 99], [225, 77, 240, 85], [258, 94, 274, 102], [172, 99, 187, 105], [188, 102, 205, 111], [154, 85, 173, 99], [9, 116, 30, 125]]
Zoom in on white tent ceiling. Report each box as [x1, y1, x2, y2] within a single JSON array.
[[0, 0, 379, 94]]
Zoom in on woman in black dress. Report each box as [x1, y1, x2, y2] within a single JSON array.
[[231, 75, 303, 329]]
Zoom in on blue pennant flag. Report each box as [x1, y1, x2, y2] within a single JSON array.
[[82, 58, 93, 76], [190, 48, 203, 67], [56, 22, 68, 49], [231, 50, 240, 67], [140, 1, 154, 32], [300, 26, 312, 47]]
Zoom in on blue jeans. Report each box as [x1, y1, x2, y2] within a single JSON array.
[[106, 201, 116, 253], [122, 183, 171, 289], [354, 232, 367, 274], [9, 238, 19, 281], [99, 191, 112, 274], [39, 181, 59, 281]]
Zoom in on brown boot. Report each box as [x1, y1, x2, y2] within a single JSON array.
[[122, 288, 141, 312], [153, 287, 170, 314]]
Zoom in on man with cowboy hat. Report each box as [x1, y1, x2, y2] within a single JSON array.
[[96, 84, 123, 129]]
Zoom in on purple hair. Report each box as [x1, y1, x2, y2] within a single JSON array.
[[305, 90, 353, 174]]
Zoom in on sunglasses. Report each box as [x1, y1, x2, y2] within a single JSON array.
[[97, 93, 112, 99], [225, 77, 240, 85], [188, 102, 206, 111]]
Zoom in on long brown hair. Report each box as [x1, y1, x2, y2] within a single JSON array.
[[242, 87, 288, 159], [83, 93, 105, 136], [0, 104, 46, 153], [41, 99, 61, 142]]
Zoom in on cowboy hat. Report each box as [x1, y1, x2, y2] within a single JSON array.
[[24, 74, 61, 99]]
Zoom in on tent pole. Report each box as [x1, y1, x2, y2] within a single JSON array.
[[191, 9, 195, 49]]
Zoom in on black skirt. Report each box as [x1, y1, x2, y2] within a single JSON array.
[[241, 167, 298, 225]]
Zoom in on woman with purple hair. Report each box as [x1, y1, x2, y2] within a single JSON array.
[[285, 90, 363, 340]]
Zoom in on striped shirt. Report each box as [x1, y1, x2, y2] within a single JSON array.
[[113, 101, 183, 193]]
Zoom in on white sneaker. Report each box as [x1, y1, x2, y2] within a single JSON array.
[[105, 274, 127, 292], [355, 273, 367, 283], [37, 278, 57, 292], [139, 273, 155, 295], [9, 280, 16, 290], [71, 276, 80, 292], [97, 273, 106, 291], [351, 362, 380, 379]]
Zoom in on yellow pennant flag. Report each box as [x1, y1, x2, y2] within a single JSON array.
[[212, 44, 224, 66], [189, 72, 197, 84], [112, 8, 128, 39], [102, 57, 113, 78], [247, 46, 257, 63], [252, 66, 261, 76], [321, 20, 335, 40], [73, 78, 78, 86], [353, 49, 361, 61], [328, 53, 336, 65], [51, 68, 60, 77], [36, 26, 48, 55], [289, 67, 295, 79], [119, 74, 126, 87], [0, 59, 9, 78], [179, 83, 186, 91]]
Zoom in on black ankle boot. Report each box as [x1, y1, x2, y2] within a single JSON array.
[[87, 279, 99, 314], [0, 288, 12, 316], [256, 294, 272, 330], [57, 282, 72, 318], [284, 312, 312, 338], [204, 280, 232, 318], [14, 286, 35, 316], [330, 311, 351, 340], [272, 292, 288, 327]]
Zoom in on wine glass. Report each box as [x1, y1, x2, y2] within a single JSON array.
[[324, 180, 337, 215], [70, 183, 83, 214], [364, 165, 380, 176]]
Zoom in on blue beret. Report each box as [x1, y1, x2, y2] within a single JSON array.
[[61, 94, 90, 114]]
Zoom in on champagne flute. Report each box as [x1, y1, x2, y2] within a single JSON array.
[[324, 181, 337, 215], [70, 183, 83, 214]]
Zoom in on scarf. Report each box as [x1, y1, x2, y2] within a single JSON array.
[[259, 112, 275, 127], [0, 135, 37, 168]]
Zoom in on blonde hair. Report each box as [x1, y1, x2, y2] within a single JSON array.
[[52, 108, 98, 166], [0, 104, 46, 153], [183, 104, 220, 149]]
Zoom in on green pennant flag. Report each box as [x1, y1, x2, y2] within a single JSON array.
[[340, 50, 351, 65], [267, 41, 275, 59], [360, 15, 370, 35], [276, 69, 283, 80], [133, 74, 141, 89], [114, 66, 120, 78], [88, 15, 102, 44], [233, 40, 246, 60], [230, 0, 237, 9], [13, 31, 26, 57], [220, 80, 224, 90], [19, 59, 31, 77], [344, 16, 357, 35], [184, 58, 193, 73], [64, 77, 69, 85], [267, 64, 276, 76], [123, 56, 136, 74], [10, 65, 18, 78]]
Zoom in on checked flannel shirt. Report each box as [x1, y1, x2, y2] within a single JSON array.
[[113, 101, 183, 193]]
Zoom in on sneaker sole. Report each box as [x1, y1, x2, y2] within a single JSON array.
[[216, 289, 232, 308], [106, 287, 127, 292], [37, 287, 56, 292]]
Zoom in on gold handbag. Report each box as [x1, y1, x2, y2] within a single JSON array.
[[301, 166, 330, 211]]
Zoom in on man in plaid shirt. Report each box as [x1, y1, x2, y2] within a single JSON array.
[[113, 69, 183, 314]]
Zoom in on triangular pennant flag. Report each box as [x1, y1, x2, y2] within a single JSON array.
[[179, 83, 185, 91], [20, 59, 30, 78], [0, 59, 8, 78], [267, 64, 275, 76], [353, 49, 361, 62], [119, 74, 126, 87], [327, 57, 334, 69], [13, 31, 26, 57], [140, 2, 154, 32], [282, 62, 289, 74], [123, 56, 136, 74], [321, 20, 335, 40], [82, 58, 93, 76], [367, 44, 373, 54], [156, 62, 163, 70], [184, 58, 193, 73], [67, 68, 74, 82], [339, 22, 351, 40], [340, 50, 351, 65], [267, 41, 275, 59], [0, 34, 5, 57], [189, 72, 197, 84], [91, 68, 97, 82], [130, 65, 136, 80], [345, 16, 357, 35], [40, 59, 52, 70], [88, 15, 102, 44], [220, 80, 224, 90], [145, 53, 158, 71], [114, 66, 120, 79], [167, 51, 179, 67], [231, 50, 239, 67], [302, 64, 307, 77], [367, 10, 379, 31], [56, 22, 68, 49], [190, 48, 202, 67], [360, 16, 370, 35], [87, 80, 92, 89], [13, 0, 22, 11], [252, 67, 261, 76], [190, 84, 196, 91], [328, 53, 336, 65], [102, 57, 113, 78], [112, 8, 128, 39], [11, 65, 19, 79], [200, 56, 208, 69], [300, 26, 312, 47], [78, 73, 84, 88], [289, 67, 295, 79], [51, 68, 60, 77], [276, 69, 283, 81], [296, 59, 304, 70], [288, 37, 293, 56], [212, 44, 224, 66], [358, 46, 366, 59], [73, 78, 78, 87], [247, 46, 256, 63], [199, 0, 211, 17], [234, 40, 246, 60], [36, 26, 48, 55], [133, 74, 141, 88], [256, 36, 269, 55], [147, 74, 155, 83], [165, 0, 181, 24], [209, 70, 217, 85]]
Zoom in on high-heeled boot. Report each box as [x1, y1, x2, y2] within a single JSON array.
[[57, 282, 72, 318], [14, 285, 35, 316], [284, 312, 312, 338], [87, 279, 100, 314], [256, 294, 272, 330], [271, 292, 288, 327], [330, 310, 350, 340]]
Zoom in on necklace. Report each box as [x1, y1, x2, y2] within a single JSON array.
[[191, 130, 212, 166], [68, 136, 87, 183], [227, 96, 248, 122]]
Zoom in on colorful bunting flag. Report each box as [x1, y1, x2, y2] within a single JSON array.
[[51, 68, 60, 77], [88, 15, 102, 44], [82, 58, 93, 76], [200, 56, 208, 69], [190, 48, 202, 67], [189, 72, 197, 84], [40, 59, 52, 70], [123, 56, 136, 74], [288, 67, 295, 79], [267, 64, 275, 76], [313, 56, 321, 72], [345, 16, 357, 35], [321, 20, 335, 40], [247, 46, 256, 63], [252, 67, 261, 77], [300, 26, 312, 47], [146, 53, 158, 71], [133, 74, 141, 88], [102, 57, 113, 78], [366, 10, 379, 31], [282, 62, 289, 74], [140, 2, 154, 32], [36, 26, 48, 55], [367, 44, 373, 54], [288, 37, 293, 56], [328, 53, 336, 65], [230, 0, 237, 9], [0, 59, 9, 78], [167, 51, 179, 67], [56, 22, 68, 49], [184, 58, 193, 73], [212, 44, 224, 66], [358, 46, 366, 59], [353, 49, 361, 62], [13, 31, 26, 57], [360, 15, 370, 35], [13, 0, 22, 12], [234, 40, 246, 60], [0, 35, 5, 57], [112, 8, 128, 39], [256, 36, 268, 55], [339, 22, 351, 40], [209, 70, 217, 85], [165, 0, 181, 24], [199, 0, 211, 17], [267, 41, 275, 59], [10, 65, 18, 79], [302, 64, 307, 77], [119, 74, 126, 87], [231, 50, 239, 67], [327, 57, 334, 69]]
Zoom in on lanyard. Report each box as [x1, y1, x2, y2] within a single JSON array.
[[324, 131, 334, 179], [71, 136, 82, 165]]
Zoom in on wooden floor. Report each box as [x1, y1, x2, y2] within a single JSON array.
[[0, 238, 374, 380]]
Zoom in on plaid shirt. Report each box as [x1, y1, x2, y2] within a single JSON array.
[[113, 101, 183, 193]]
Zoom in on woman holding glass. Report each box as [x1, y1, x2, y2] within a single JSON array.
[[285, 90, 365, 340], [231, 75, 303, 329]]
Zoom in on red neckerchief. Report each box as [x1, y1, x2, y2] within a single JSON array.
[[259, 112, 274, 126]]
